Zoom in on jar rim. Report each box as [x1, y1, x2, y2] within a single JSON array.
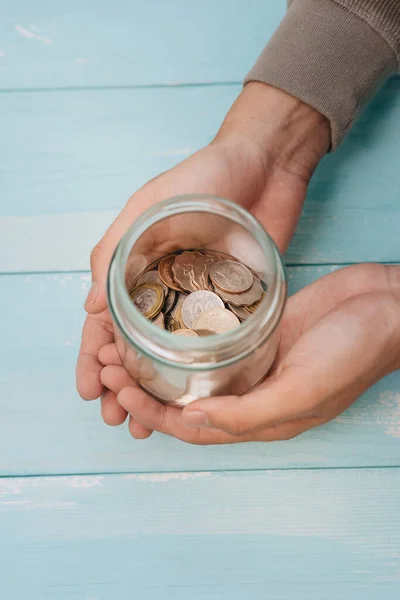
[[108, 195, 286, 369]]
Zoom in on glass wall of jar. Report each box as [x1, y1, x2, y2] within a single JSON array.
[[107, 195, 286, 406]]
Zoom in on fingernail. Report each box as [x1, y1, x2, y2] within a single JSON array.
[[84, 282, 98, 310], [182, 410, 209, 428]]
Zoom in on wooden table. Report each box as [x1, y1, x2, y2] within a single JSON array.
[[1, 2, 399, 598]]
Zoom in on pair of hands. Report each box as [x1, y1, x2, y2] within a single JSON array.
[[76, 83, 400, 444]]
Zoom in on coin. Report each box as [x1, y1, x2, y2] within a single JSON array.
[[171, 292, 188, 320], [192, 307, 240, 334], [174, 304, 184, 328], [246, 292, 266, 313], [158, 254, 183, 292], [130, 283, 164, 319], [163, 288, 177, 314], [181, 290, 224, 329], [165, 315, 180, 332], [227, 303, 251, 321], [152, 312, 165, 329], [194, 329, 215, 337], [213, 277, 263, 306], [192, 255, 208, 290], [210, 260, 253, 294], [172, 329, 199, 337], [172, 251, 203, 293], [136, 269, 169, 297], [192, 253, 221, 290]]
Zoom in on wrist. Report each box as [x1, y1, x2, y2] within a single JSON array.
[[214, 82, 331, 184]]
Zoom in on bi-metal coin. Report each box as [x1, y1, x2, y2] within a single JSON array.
[[130, 283, 164, 319]]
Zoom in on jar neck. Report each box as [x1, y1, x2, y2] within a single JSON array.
[[107, 195, 287, 369]]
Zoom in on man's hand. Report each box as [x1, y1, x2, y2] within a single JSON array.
[[76, 83, 330, 423], [108, 264, 400, 443]]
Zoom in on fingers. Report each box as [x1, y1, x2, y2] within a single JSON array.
[[101, 383, 152, 438], [98, 343, 121, 366], [100, 365, 136, 395], [180, 368, 317, 437], [76, 311, 114, 400], [101, 389, 128, 426], [181, 290, 400, 437], [116, 386, 308, 444], [279, 263, 398, 360], [101, 369, 154, 438], [128, 416, 153, 440], [117, 386, 231, 444]]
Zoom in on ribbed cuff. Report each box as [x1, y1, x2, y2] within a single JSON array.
[[244, 0, 397, 149]]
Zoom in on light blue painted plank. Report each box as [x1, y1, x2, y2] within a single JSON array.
[[1, 268, 400, 476], [1, 79, 399, 266], [1, 469, 399, 599], [0, 0, 285, 89], [0, 86, 236, 217]]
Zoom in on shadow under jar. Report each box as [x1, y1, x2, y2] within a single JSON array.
[[107, 195, 286, 406]]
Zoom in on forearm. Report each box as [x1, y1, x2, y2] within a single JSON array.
[[245, 0, 400, 149]]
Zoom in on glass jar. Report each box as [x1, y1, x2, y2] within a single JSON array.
[[107, 195, 286, 406]]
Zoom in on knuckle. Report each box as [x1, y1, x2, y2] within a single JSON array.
[[226, 418, 250, 437], [90, 241, 104, 268]]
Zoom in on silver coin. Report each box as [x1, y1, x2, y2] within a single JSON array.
[[193, 307, 240, 334], [181, 290, 224, 329], [210, 260, 253, 294], [136, 270, 169, 297]]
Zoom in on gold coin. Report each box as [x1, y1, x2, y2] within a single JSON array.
[[171, 292, 188, 321], [158, 254, 183, 292], [172, 329, 199, 337], [136, 269, 169, 297], [194, 329, 215, 337], [165, 316, 180, 332], [174, 304, 184, 328], [172, 251, 203, 293], [130, 283, 164, 319], [163, 288, 177, 314], [227, 303, 251, 321], [192, 307, 240, 334], [246, 292, 267, 313]]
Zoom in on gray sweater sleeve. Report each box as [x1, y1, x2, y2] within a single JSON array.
[[244, 0, 400, 149]]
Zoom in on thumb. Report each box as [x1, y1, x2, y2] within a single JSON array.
[[181, 291, 400, 436], [84, 212, 136, 313], [180, 367, 316, 436]]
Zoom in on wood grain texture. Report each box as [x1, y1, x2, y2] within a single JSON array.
[[1, 469, 399, 599], [0, 1, 285, 89], [2, 267, 400, 477], [1, 78, 399, 269]]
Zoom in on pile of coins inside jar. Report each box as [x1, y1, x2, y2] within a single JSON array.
[[129, 250, 266, 337]]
